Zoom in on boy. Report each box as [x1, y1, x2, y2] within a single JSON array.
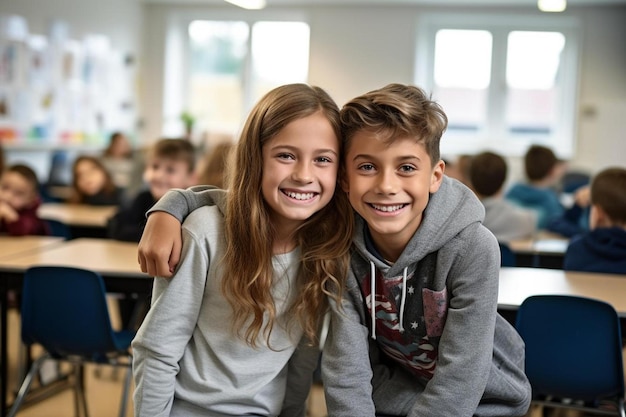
[[0, 163, 49, 236], [469, 151, 537, 243], [505, 144, 584, 237], [108, 138, 197, 242], [563, 166, 626, 274], [137, 84, 531, 417]]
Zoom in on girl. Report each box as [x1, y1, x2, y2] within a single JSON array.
[[132, 83, 354, 416], [68, 155, 123, 205]]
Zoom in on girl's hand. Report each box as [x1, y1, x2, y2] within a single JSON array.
[[137, 211, 182, 277]]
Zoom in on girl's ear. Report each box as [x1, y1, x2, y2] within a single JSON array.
[[429, 159, 445, 193]]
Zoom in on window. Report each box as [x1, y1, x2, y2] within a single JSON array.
[[416, 15, 579, 158], [181, 19, 310, 137]]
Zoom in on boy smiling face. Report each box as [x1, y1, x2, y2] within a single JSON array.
[[342, 130, 444, 262]]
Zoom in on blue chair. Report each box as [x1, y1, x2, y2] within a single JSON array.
[[499, 242, 517, 267], [516, 295, 626, 416], [8, 266, 135, 417]]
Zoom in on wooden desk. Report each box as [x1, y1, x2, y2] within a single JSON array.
[[37, 203, 117, 228], [498, 267, 626, 315], [508, 231, 569, 269], [0, 236, 64, 261], [0, 238, 151, 414], [37, 203, 118, 239]]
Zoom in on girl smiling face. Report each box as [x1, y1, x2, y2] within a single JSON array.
[[261, 111, 340, 241]]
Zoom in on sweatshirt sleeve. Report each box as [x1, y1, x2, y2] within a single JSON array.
[[132, 227, 209, 416], [321, 278, 377, 417], [146, 185, 218, 222], [279, 336, 320, 417], [406, 226, 501, 417]]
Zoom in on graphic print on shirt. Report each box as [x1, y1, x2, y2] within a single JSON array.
[[360, 253, 448, 379]]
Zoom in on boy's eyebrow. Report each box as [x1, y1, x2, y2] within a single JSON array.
[[351, 153, 423, 163]]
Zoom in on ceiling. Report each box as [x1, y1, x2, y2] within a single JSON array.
[[140, 0, 626, 5]]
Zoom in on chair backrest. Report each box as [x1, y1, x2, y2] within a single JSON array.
[[21, 266, 126, 359], [516, 295, 625, 402], [499, 242, 516, 267]]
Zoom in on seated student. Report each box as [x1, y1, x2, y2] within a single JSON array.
[[101, 131, 136, 190], [563, 167, 626, 274], [68, 155, 124, 206], [108, 138, 197, 243], [443, 154, 472, 189], [0, 164, 50, 236], [196, 141, 234, 189], [505, 144, 583, 237], [469, 151, 537, 243]]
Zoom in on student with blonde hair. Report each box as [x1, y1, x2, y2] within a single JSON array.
[[132, 83, 353, 416]]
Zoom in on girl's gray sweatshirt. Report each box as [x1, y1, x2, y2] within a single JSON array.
[[133, 189, 319, 417]]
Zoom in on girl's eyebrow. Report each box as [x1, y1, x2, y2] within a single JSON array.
[[270, 144, 339, 157]]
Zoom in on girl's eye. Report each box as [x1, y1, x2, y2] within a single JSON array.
[[277, 153, 295, 160], [316, 156, 333, 164]]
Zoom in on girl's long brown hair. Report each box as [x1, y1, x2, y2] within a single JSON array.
[[69, 155, 118, 204], [222, 84, 354, 347]]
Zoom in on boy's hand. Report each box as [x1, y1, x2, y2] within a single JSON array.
[[0, 201, 18, 223], [137, 211, 183, 277], [574, 185, 591, 207]]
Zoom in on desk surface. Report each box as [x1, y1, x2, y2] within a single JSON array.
[[499, 267, 626, 315], [37, 203, 118, 227], [508, 231, 569, 255], [0, 238, 148, 278], [0, 236, 64, 261]]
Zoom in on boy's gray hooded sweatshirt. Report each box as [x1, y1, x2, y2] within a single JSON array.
[[322, 177, 531, 417]]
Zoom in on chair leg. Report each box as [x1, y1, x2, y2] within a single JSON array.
[[619, 398, 625, 417], [73, 363, 89, 417], [118, 365, 132, 417], [7, 354, 50, 417]]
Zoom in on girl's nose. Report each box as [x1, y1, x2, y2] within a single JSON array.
[[292, 161, 313, 183]]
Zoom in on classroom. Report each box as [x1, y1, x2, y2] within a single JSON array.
[[0, 0, 625, 416]]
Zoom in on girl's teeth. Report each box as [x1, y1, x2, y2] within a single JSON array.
[[287, 192, 314, 200]]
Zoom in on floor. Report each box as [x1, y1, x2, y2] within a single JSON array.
[[5, 301, 328, 417]]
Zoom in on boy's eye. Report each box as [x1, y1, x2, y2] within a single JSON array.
[[357, 163, 375, 172], [399, 165, 416, 173]]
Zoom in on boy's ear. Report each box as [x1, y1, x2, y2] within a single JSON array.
[[429, 159, 445, 193]]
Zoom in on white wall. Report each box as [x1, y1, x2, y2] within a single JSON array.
[[2, 1, 625, 183]]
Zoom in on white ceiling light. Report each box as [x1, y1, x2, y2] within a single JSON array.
[[538, 0, 567, 12], [224, 0, 266, 9]]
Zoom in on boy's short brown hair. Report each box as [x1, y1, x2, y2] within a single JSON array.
[[7, 164, 40, 193], [524, 145, 558, 181], [149, 138, 196, 172], [469, 152, 507, 197], [340, 83, 448, 166], [591, 167, 626, 224]]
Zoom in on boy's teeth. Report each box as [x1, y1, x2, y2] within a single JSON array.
[[287, 191, 314, 200], [372, 204, 404, 212]]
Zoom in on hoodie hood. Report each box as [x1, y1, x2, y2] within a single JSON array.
[[351, 176, 485, 338]]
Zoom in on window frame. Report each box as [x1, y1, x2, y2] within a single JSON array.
[[415, 13, 581, 158], [162, 8, 309, 138]]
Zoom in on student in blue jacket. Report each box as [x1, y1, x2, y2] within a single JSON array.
[[564, 166, 626, 274]]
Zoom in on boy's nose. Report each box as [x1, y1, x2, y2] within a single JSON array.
[[376, 170, 399, 194]]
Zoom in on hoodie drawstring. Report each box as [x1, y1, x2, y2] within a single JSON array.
[[370, 261, 376, 340], [369, 261, 409, 339]]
